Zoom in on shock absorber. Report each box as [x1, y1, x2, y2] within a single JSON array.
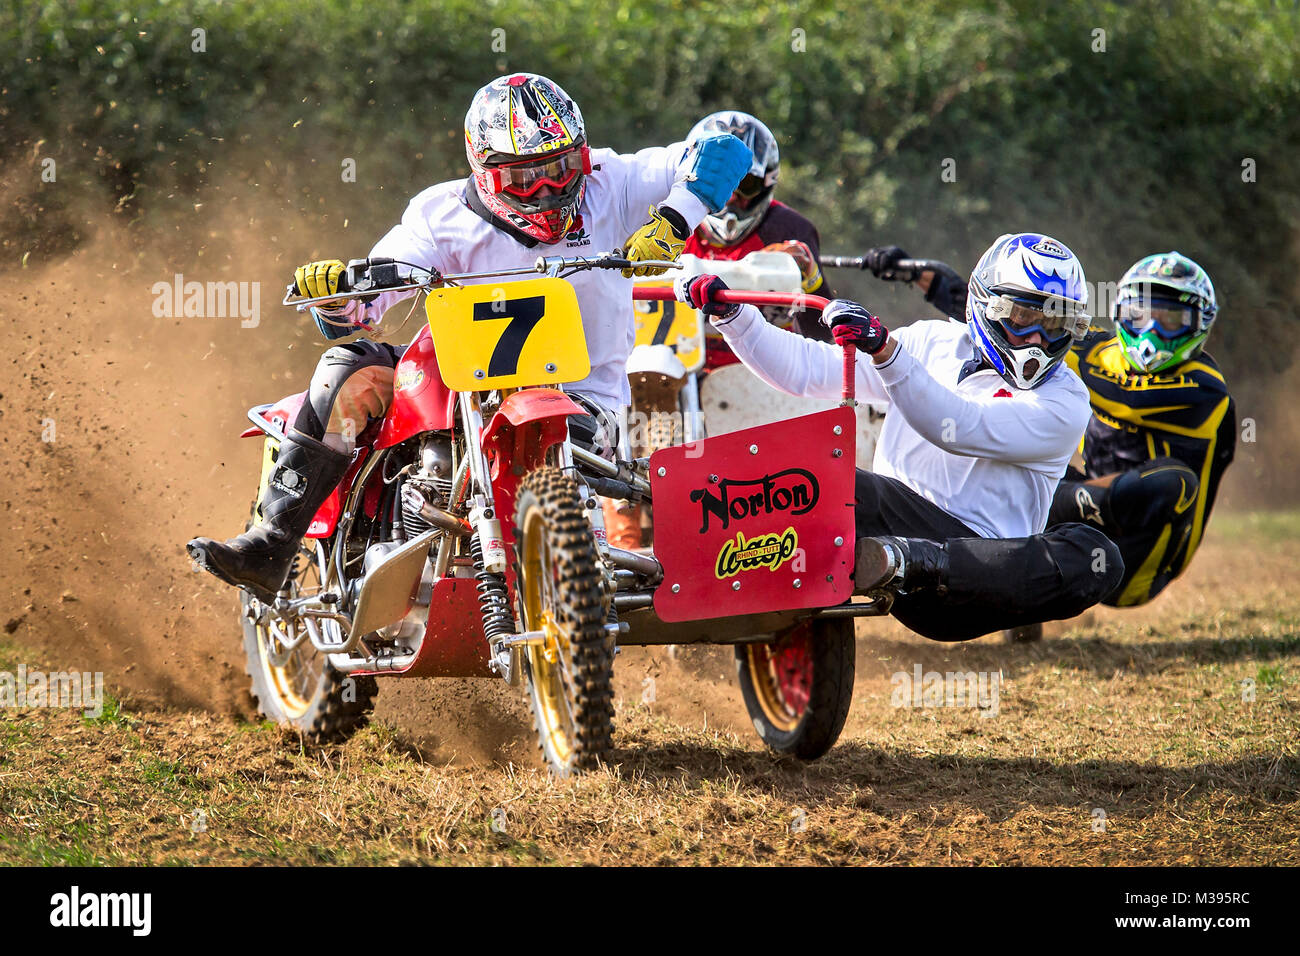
[[469, 533, 513, 643]]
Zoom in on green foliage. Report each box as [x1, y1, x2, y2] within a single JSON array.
[[1256, 663, 1285, 689], [2, 0, 1298, 375]]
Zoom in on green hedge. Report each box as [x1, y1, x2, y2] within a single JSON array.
[[4, 0, 1299, 374]]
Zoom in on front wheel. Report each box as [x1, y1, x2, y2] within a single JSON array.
[[513, 467, 614, 776], [736, 617, 855, 760]]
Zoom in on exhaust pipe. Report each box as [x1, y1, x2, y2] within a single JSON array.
[[402, 485, 471, 537]]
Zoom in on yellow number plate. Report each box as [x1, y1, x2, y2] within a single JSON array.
[[633, 281, 705, 373], [425, 279, 590, 391], [253, 437, 279, 527]]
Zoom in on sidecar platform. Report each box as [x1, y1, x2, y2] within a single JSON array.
[[616, 596, 890, 647]]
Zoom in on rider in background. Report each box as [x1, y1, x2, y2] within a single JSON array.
[[856, 244, 971, 320], [682, 111, 838, 359], [606, 110, 839, 550], [1048, 252, 1234, 607], [187, 72, 750, 601]]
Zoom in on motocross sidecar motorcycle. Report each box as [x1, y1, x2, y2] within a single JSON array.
[[226, 254, 889, 775]]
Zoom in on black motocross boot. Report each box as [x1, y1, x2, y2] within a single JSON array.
[[854, 536, 950, 595], [187, 432, 351, 603]]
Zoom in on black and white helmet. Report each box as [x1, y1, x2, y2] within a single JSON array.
[[686, 111, 779, 246]]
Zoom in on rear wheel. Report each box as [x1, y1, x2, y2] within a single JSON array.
[[514, 467, 613, 776], [736, 617, 855, 760], [240, 536, 377, 742]]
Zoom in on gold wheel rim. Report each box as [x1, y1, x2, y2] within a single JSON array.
[[521, 504, 577, 766], [745, 643, 802, 732], [256, 543, 324, 720]]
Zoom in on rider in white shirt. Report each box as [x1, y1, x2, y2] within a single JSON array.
[[677, 232, 1124, 641], [188, 73, 751, 601]]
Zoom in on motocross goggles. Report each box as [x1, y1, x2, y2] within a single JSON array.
[[729, 172, 776, 210], [1115, 295, 1199, 340], [986, 293, 1089, 345], [488, 146, 593, 200]]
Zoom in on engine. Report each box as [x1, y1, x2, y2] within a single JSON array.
[[401, 434, 455, 539]]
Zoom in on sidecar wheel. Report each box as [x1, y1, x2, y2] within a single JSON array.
[[736, 617, 855, 760]]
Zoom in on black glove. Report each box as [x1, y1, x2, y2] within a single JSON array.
[[820, 299, 889, 355], [862, 246, 909, 278], [924, 265, 969, 319]]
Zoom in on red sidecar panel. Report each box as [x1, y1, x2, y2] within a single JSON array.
[[649, 407, 857, 623]]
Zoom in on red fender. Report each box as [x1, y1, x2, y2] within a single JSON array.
[[240, 391, 306, 438], [375, 324, 457, 449], [482, 388, 585, 480], [481, 388, 586, 548]]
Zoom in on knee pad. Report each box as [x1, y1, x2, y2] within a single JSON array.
[[1110, 460, 1198, 530], [1057, 524, 1125, 602], [297, 341, 399, 440]]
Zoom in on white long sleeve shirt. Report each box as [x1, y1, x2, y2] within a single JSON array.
[[716, 306, 1092, 538], [341, 144, 710, 413]]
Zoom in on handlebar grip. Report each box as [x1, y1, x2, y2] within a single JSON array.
[[713, 290, 831, 311]]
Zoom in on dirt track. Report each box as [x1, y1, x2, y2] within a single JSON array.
[[1, 516, 1296, 864]]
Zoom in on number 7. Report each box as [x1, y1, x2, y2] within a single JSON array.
[[651, 300, 676, 347], [472, 295, 546, 376]]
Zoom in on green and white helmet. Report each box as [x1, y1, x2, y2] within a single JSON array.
[[1112, 251, 1218, 373]]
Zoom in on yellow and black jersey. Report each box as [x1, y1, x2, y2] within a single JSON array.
[[1066, 328, 1236, 580]]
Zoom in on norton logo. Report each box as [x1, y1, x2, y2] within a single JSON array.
[[690, 468, 819, 534], [715, 527, 799, 579], [49, 886, 152, 936], [565, 226, 591, 247]]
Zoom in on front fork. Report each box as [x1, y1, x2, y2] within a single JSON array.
[[458, 392, 516, 679], [463, 391, 617, 681]]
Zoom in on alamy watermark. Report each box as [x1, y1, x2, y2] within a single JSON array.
[[891, 664, 1001, 717], [1, 665, 104, 718], [152, 273, 261, 328], [49, 886, 150, 936]]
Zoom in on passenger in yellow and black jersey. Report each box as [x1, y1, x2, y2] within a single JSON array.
[[1047, 251, 1235, 607]]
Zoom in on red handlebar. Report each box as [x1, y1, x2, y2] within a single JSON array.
[[631, 286, 856, 403], [631, 286, 828, 312]]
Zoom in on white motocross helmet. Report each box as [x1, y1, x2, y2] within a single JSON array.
[[966, 233, 1091, 390]]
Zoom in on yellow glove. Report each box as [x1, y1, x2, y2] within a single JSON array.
[[620, 206, 689, 278], [293, 259, 346, 298]]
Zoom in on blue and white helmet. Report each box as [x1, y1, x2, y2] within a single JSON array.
[[966, 232, 1090, 390]]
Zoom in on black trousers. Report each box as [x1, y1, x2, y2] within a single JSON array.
[[854, 470, 1123, 642], [1048, 458, 1199, 608], [293, 340, 406, 440]]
